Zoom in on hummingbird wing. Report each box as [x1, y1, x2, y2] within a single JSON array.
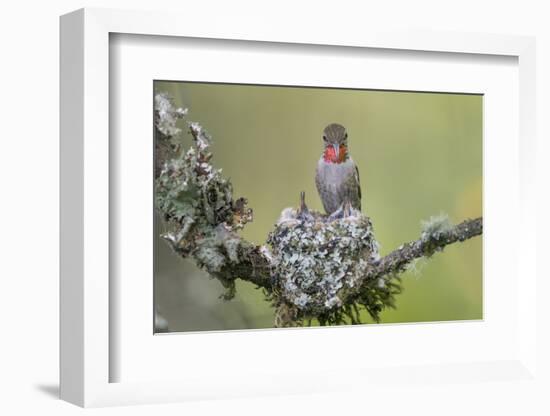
[[354, 164, 362, 211]]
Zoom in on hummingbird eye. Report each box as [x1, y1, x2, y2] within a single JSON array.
[[323, 135, 327, 142]]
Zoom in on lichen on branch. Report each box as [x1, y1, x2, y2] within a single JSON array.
[[155, 93, 253, 299], [154, 92, 483, 327]]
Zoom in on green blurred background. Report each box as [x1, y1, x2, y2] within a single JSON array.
[[154, 81, 483, 332]]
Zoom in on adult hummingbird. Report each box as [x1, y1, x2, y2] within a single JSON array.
[[315, 123, 362, 215]]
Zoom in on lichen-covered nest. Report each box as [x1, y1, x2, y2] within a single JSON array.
[[267, 206, 401, 327]]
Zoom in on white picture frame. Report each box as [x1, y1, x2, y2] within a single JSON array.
[[60, 7, 538, 408]]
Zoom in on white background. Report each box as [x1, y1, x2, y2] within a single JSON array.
[[1, 0, 549, 415]]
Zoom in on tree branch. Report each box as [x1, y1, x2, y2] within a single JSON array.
[[214, 217, 483, 293], [365, 217, 482, 281], [218, 239, 272, 289]]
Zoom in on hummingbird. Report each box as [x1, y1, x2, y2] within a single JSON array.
[[315, 123, 362, 215]]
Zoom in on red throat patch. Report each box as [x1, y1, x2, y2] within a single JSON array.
[[323, 145, 347, 163]]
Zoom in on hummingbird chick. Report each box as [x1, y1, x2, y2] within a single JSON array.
[[315, 123, 362, 215]]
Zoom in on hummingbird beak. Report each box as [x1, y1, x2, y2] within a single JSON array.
[[332, 143, 340, 160]]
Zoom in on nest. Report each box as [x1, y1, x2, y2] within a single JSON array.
[[267, 198, 392, 326]]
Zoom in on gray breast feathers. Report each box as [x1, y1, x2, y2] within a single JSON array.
[[315, 158, 361, 214]]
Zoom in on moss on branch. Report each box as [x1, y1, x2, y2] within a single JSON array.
[[364, 216, 483, 282]]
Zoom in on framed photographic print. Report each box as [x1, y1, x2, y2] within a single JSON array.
[[60, 7, 538, 408]]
